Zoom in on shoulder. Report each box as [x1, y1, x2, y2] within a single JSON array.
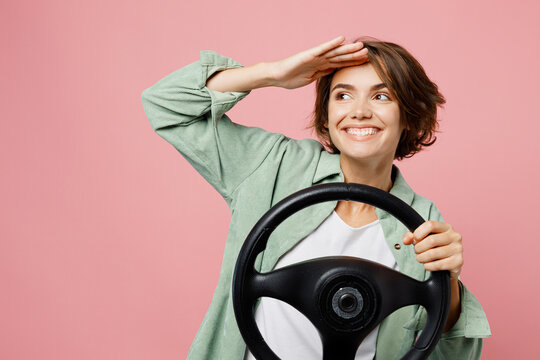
[[391, 165, 443, 222], [285, 137, 325, 152], [281, 137, 327, 165], [411, 191, 444, 222]]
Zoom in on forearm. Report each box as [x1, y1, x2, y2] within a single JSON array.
[[443, 278, 461, 333], [205, 61, 276, 93]]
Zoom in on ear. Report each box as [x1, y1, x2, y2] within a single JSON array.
[[323, 121, 329, 129]]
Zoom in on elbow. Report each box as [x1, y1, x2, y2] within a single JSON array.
[[140, 88, 161, 132], [141, 88, 154, 107]]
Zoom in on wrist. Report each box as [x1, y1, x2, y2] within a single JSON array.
[[250, 61, 279, 88]]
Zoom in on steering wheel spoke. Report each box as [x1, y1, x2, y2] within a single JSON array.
[[368, 263, 432, 322], [321, 334, 362, 360], [250, 259, 344, 326], [253, 263, 317, 299]]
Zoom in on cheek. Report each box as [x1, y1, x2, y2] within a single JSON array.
[[374, 103, 399, 118], [374, 107, 401, 129], [327, 103, 348, 123]]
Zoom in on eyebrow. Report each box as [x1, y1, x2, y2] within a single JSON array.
[[331, 83, 388, 92]]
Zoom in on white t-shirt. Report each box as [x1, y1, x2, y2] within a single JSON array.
[[245, 210, 399, 360]]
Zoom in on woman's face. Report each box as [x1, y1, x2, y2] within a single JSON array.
[[326, 63, 404, 166]]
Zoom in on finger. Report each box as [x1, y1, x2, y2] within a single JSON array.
[[327, 58, 370, 69], [323, 41, 364, 58], [415, 243, 460, 263], [403, 231, 414, 245], [312, 68, 337, 79], [422, 256, 463, 278], [412, 221, 451, 243], [414, 233, 455, 254], [309, 35, 346, 57], [328, 48, 369, 63]]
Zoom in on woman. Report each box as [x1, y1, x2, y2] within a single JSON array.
[[141, 35, 491, 359]]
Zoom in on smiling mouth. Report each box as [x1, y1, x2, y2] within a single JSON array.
[[342, 127, 381, 141], [345, 127, 380, 136]]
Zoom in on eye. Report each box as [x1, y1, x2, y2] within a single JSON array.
[[335, 92, 352, 100], [374, 93, 391, 101]]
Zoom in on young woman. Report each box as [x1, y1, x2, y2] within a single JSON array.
[[141, 35, 491, 359]]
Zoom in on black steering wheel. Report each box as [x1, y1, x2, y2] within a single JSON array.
[[232, 182, 450, 360]]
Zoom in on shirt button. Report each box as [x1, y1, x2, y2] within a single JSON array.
[[394, 244, 401, 250]]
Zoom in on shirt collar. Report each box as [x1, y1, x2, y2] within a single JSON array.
[[313, 150, 415, 206], [312, 150, 342, 183]]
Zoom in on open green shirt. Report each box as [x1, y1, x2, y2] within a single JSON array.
[[141, 50, 491, 359]]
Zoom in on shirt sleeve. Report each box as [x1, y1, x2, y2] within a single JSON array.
[[404, 203, 492, 359], [141, 50, 286, 206]]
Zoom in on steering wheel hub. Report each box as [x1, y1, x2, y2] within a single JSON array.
[[336, 288, 362, 315], [321, 273, 377, 332]]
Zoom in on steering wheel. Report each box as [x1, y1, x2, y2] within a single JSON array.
[[232, 182, 451, 360]]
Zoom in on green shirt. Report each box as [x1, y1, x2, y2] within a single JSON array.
[[141, 50, 491, 359]]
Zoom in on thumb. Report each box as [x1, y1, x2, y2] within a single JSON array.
[[403, 231, 415, 245]]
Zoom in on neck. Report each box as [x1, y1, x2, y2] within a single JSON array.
[[336, 155, 395, 215], [340, 155, 394, 192]]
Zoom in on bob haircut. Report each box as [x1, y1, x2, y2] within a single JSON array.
[[307, 37, 446, 160]]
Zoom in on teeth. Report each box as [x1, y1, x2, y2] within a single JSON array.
[[346, 127, 379, 136]]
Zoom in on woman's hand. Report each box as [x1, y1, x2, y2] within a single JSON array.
[[403, 220, 464, 332], [268, 35, 369, 89], [205, 36, 368, 95], [403, 221, 464, 279]]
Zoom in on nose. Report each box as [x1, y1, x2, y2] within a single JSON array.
[[350, 98, 372, 119]]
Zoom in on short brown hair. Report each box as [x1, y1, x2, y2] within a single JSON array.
[[307, 37, 446, 160]]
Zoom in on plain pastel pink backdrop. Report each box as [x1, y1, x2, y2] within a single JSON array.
[[1, 0, 539, 358]]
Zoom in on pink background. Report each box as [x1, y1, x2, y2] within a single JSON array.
[[1, 0, 539, 358]]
